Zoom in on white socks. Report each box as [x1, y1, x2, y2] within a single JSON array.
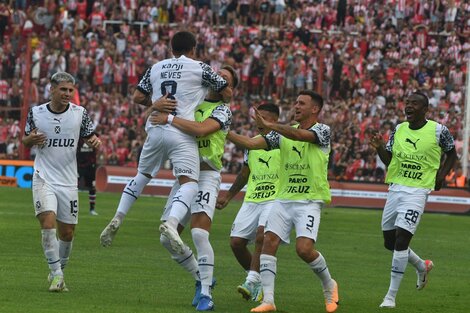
[[116, 173, 151, 217], [408, 248, 425, 272], [309, 253, 334, 290], [386, 249, 409, 300], [160, 234, 200, 281], [59, 239, 73, 270], [192, 228, 214, 297], [259, 254, 277, 304], [168, 181, 198, 227], [246, 270, 261, 284], [41, 229, 62, 276]]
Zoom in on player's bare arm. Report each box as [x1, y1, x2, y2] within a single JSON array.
[[22, 128, 47, 148], [133, 89, 152, 107], [227, 131, 268, 150], [435, 147, 457, 191], [149, 113, 221, 137], [370, 131, 392, 166], [85, 134, 102, 149], [216, 165, 250, 210], [253, 107, 316, 143]]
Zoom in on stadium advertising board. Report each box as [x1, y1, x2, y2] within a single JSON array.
[[0, 160, 34, 188], [96, 166, 470, 214]]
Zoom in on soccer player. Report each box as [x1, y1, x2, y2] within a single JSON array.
[[22, 72, 101, 291], [100, 31, 232, 251], [77, 137, 98, 215], [370, 92, 457, 308], [215, 103, 280, 303], [227, 90, 339, 313], [150, 65, 238, 311]]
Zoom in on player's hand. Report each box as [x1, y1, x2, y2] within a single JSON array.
[[369, 131, 384, 149], [22, 128, 47, 147], [151, 93, 177, 113], [252, 107, 271, 130], [86, 135, 102, 149], [149, 111, 169, 125], [216, 195, 229, 210]]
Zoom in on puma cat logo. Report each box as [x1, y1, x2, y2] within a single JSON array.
[[258, 156, 271, 168], [292, 146, 302, 158], [405, 138, 419, 150]]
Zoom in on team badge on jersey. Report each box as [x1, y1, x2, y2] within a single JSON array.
[[55, 126, 61, 134]]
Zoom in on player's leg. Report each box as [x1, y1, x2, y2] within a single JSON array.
[[101, 128, 165, 246], [190, 171, 220, 311], [294, 202, 338, 313], [159, 181, 200, 294], [33, 173, 64, 291], [251, 202, 288, 312], [86, 168, 98, 215], [381, 192, 427, 308], [159, 133, 200, 254]]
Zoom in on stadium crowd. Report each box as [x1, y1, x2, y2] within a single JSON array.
[[0, 0, 468, 187]]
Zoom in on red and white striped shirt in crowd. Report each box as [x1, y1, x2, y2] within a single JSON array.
[[415, 31, 427, 49], [449, 69, 464, 86], [0, 79, 8, 101]]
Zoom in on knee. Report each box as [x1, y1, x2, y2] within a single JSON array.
[[59, 229, 74, 241], [230, 237, 246, 251], [384, 239, 395, 251], [295, 242, 314, 262]]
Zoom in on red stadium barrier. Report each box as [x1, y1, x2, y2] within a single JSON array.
[[96, 166, 470, 214]]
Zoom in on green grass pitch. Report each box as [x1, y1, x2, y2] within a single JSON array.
[[0, 187, 469, 312]]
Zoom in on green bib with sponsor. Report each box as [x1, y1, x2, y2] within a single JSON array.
[[277, 125, 331, 202], [386, 121, 441, 189], [245, 147, 280, 203], [195, 100, 227, 171]]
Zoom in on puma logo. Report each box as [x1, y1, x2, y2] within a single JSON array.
[[196, 109, 205, 115], [292, 146, 302, 158], [405, 138, 419, 150], [258, 156, 271, 168], [53, 118, 61, 123]]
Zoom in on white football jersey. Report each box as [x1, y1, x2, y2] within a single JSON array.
[[25, 102, 95, 187], [137, 55, 228, 122]]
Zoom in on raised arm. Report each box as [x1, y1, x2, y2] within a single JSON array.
[[200, 62, 232, 103], [370, 131, 392, 166], [227, 131, 268, 150], [133, 68, 153, 106], [216, 164, 250, 209]]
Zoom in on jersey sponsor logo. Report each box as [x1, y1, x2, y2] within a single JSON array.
[[162, 63, 184, 71], [249, 182, 276, 200], [394, 151, 428, 161], [292, 146, 302, 158], [284, 163, 311, 171], [405, 138, 419, 150], [397, 168, 423, 180], [258, 156, 271, 168], [46, 138, 75, 148], [251, 173, 279, 182], [285, 174, 310, 194]]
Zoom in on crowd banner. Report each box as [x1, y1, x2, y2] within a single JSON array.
[[96, 166, 470, 214], [0, 160, 34, 188]]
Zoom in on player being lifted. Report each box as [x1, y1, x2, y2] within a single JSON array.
[[22, 72, 101, 292], [100, 31, 232, 255], [227, 90, 339, 313], [370, 92, 457, 308], [216, 103, 280, 303]]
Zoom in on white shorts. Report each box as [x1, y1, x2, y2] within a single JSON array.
[[161, 180, 192, 227], [265, 200, 322, 244], [230, 201, 274, 242], [32, 173, 79, 225], [139, 125, 199, 180], [381, 190, 427, 235], [190, 170, 221, 221]]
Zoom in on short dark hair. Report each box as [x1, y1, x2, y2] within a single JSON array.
[[411, 91, 429, 107], [221, 65, 239, 88], [299, 90, 324, 110], [171, 31, 197, 55], [257, 103, 280, 117], [50, 72, 75, 85]]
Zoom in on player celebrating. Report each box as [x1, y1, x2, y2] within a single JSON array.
[[216, 103, 280, 303], [100, 31, 232, 252], [150, 65, 238, 311], [22, 72, 101, 292], [227, 90, 339, 313], [370, 92, 457, 308]]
